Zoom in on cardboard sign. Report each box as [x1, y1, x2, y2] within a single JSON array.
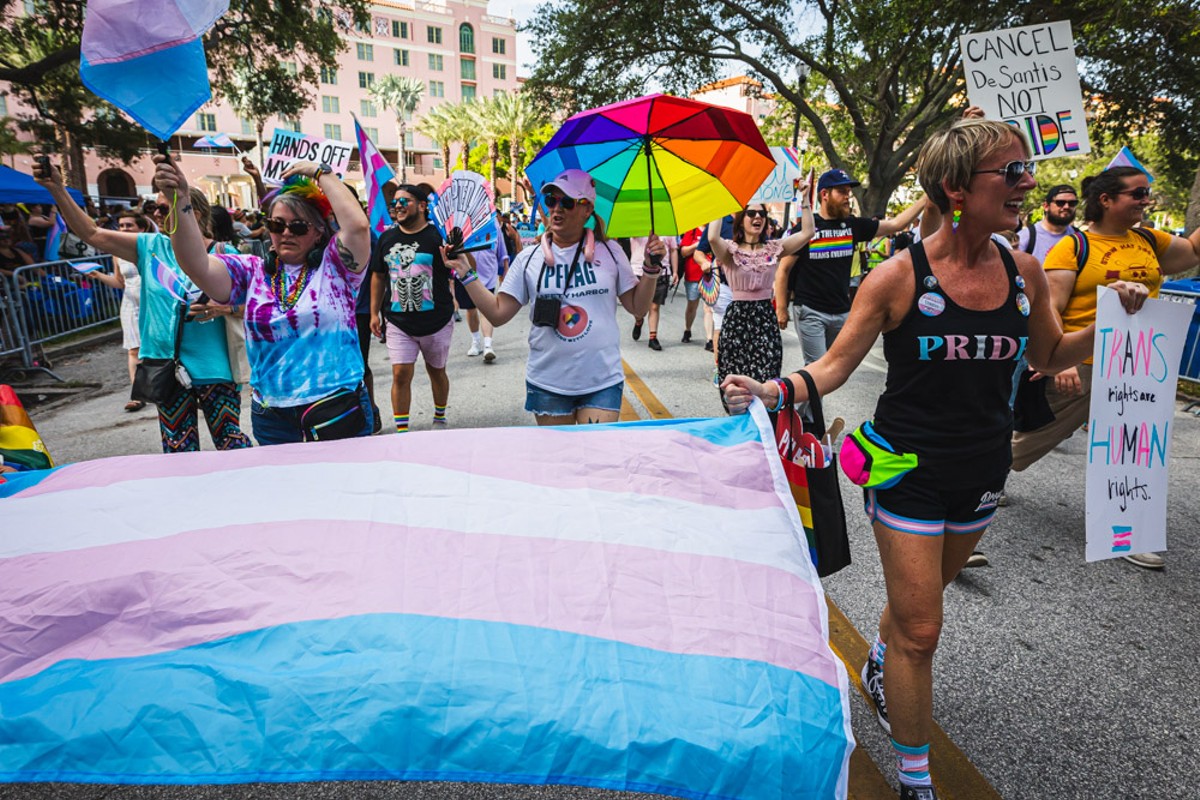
[[1085, 287, 1191, 562], [262, 128, 355, 186], [750, 147, 804, 204], [960, 21, 1090, 160]]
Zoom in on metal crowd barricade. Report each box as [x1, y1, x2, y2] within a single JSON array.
[[0, 273, 27, 372], [1159, 284, 1200, 413], [9, 255, 124, 382]]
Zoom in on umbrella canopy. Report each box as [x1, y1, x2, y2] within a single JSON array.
[[526, 94, 776, 237], [0, 166, 86, 206]]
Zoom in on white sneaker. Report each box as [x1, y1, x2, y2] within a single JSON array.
[[1122, 552, 1165, 570], [466, 341, 482, 357], [483, 346, 496, 363]]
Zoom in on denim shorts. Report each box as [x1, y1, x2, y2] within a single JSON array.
[[684, 280, 701, 302], [525, 380, 624, 416]]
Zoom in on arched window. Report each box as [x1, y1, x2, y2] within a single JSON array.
[[459, 23, 474, 54]]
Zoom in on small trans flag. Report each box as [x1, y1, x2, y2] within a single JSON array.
[[1106, 146, 1154, 183], [149, 255, 199, 304], [353, 115, 396, 239], [42, 213, 66, 261]]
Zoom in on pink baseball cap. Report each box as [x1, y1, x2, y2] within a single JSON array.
[[542, 169, 596, 204]]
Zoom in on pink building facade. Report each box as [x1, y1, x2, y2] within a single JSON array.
[[1, 0, 519, 209]]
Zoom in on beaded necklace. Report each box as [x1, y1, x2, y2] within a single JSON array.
[[272, 262, 313, 311]]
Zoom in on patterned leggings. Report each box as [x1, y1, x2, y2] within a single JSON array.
[[157, 382, 253, 454]]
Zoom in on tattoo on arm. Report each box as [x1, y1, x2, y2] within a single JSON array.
[[336, 237, 360, 272]]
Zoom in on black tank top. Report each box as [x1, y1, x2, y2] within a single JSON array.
[[873, 240, 1030, 486]]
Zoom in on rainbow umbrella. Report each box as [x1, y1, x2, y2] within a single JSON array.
[[526, 94, 776, 237]]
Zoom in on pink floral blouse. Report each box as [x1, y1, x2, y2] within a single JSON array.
[[720, 238, 785, 301]]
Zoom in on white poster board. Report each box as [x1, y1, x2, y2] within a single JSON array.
[[960, 21, 1090, 160], [262, 128, 355, 186], [750, 147, 804, 204], [1085, 287, 1191, 562]]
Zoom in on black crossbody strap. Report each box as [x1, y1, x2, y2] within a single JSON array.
[[796, 369, 826, 434]]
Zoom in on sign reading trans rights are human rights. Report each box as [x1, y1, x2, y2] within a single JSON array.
[[960, 20, 1090, 161]]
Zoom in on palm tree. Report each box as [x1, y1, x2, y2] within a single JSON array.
[[488, 92, 547, 205], [473, 97, 506, 191], [371, 75, 425, 182], [445, 101, 480, 173], [415, 105, 457, 179]]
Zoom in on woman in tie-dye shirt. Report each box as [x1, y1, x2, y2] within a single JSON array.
[[153, 156, 372, 446]]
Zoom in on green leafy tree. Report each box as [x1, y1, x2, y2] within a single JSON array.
[[475, 96, 506, 192], [371, 75, 426, 183], [445, 102, 479, 173], [226, 66, 309, 165], [0, 118, 31, 160], [487, 91, 547, 204], [416, 105, 458, 179]]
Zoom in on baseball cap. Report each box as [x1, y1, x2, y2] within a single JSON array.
[[1044, 184, 1077, 203], [542, 169, 596, 204], [817, 168, 861, 191]]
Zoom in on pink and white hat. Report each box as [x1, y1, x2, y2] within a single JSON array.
[[542, 169, 596, 204]]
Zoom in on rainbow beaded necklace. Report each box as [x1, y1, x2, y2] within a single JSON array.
[[272, 262, 313, 311]]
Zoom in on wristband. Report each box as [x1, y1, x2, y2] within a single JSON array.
[[459, 270, 478, 286], [641, 265, 662, 276], [768, 378, 788, 413]]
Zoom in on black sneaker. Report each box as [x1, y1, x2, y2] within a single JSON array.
[[371, 407, 383, 435], [632, 320, 643, 341], [861, 658, 891, 734], [704, 339, 714, 352], [899, 785, 938, 800], [682, 330, 692, 343], [648, 337, 662, 351]]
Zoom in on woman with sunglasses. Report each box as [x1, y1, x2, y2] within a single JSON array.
[[1010, 166, 1200, 569], [706, 198, 814, 396], [152, 155, 373, 446], [720, 120, 1150, 800], [445, 168, 661, 425], [35, 160, 252, 454]]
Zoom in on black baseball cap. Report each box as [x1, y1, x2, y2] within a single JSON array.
[[1044, 184, 1076, 203]]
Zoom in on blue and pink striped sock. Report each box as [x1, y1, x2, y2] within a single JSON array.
[[870, 634, 887, 668], [892, 739, 931, 787]]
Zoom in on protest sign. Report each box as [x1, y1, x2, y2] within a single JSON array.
[[1085, 287, 1191, 562], [750, 147, 804, 204], [960, 20, 1090, 160], [262, 128, 354, 186]]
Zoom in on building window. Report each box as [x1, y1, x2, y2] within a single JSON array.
[[324, 124, 343, 140], [428, 53, 443, 71], [492, 37, 506, 55], [365, 127, 379, 141], [394, 49, 409, 67], [406, 152, 420, 168], [321, 96, 340, 113], [240, 118, 255, 135], [433, 157, 443, 170], [282, 61, 297, 76], [358, 71, 375, 89], [283, 118, 302, 133], [392, 20, 408, 38], [492, 63, 506, 80], [494, 89, 507, 98], [356, 43, 374, 61], [320, 66, 338, 85], [459, 24, 475, 54], [0, 95, 7, 115], [461, 84, 476, 102], [429, 80, 445, 98], [427, 26, 442, 44], [360, 100, 378, 118], [461, 58, 476, 81], [405, 132, 415, 148], [196, 112, 217, 132]]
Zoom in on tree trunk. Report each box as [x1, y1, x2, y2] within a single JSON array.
[[460, 141, 470, 172], [442, 144, 451, 178], [509, 140, 521, 203], [256, 121, 265, 166], [60, 127, 87, 192], [397, 118, 408, 183], [1183, 163, 1200, 279], [488, 140, 498, 195]]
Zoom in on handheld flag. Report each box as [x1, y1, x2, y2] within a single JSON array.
[[0, 385, 53, 473], [79, 0, 229, 141], [149, 255, 198, 304], [66, 261, 106, 275], [42, 213, 67, 261], [353, 116, 396, 238], [1106, 146, 1154, 183]]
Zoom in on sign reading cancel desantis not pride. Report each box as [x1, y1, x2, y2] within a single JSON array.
[[1085, 288, 1191, 562], [262, 128, 354, 186], [960, 21, 1090, 161]]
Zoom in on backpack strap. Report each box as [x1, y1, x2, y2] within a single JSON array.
[[1129, 226, 1158, 253], [1070, 229, 1089, 272], [1023, 222, 1037, 254]]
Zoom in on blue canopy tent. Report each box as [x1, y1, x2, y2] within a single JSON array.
[[0, 165, 86, 206]]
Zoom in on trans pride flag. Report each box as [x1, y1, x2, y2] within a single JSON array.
[[0, 409, 853, 798], [355, 115, 397, 238]]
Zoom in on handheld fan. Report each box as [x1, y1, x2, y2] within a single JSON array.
[[428, 171, 499, 259]]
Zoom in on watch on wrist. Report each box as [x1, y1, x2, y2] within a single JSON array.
[[313, 163, 333, 179]]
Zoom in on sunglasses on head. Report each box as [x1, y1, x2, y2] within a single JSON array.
[[264, 217, 313, 236], [743, 209, 767, 219], [542, 194, 585, 211], [1113, 186, 1152, 201], [972, 160, 1036, 187]]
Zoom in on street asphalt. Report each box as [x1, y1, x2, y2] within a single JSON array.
[[8, 289, 1200, 800]]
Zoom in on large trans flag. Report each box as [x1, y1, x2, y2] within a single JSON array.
[[0, 408, 853, 799]]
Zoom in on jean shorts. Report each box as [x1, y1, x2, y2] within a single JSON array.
[[525, 380, 624, 416], [684, 280, 701, 302]]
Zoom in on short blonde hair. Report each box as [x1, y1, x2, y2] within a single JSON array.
[[917, 119, 1028, 212]]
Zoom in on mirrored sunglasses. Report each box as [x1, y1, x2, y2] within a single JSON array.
[[543, 194, 585, 211], [972, 160, 1036, 187]]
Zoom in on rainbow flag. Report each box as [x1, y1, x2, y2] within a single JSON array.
[[354, 115, 397, 238], [0, 385, 53, 473], [0, 410, 853, 797]]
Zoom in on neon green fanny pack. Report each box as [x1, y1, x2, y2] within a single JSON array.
[[838, 421, 919, 489]]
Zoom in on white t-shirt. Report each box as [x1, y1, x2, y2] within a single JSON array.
[[501, 238, 638, 395]]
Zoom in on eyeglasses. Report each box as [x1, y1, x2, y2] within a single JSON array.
[[972, 160, 1037, 187], [264, 217, 313, 236], [542, 194, 586, 211], [743, 209, 767, 219], [1050, 199, 1078, 208], [1113, 186, 1152, 201]]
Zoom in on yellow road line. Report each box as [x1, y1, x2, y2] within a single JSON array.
[[623, 359, 1001, 800]]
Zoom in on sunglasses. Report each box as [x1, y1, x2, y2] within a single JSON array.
[[1050, 199, 1078, 208], [153, 204, 171, 216], [743, 209, 767, 219], [542, 194, 586, 211], [264, 217, 314, 236], [972, 160, 1037, 187], [393, 197, 412, 208], [1113, 186, 1152, 201]]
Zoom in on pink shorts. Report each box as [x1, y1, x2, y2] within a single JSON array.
[[385, 319, 454, 368]]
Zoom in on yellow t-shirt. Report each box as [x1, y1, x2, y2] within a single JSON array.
[[1044, 227, 1173, 335]]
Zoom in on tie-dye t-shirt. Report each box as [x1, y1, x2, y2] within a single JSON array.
[[369, 224, 453, 337], [217, 237, 365, 407]]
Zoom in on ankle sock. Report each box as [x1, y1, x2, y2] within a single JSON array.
[[649, 329, 658, 339], [433, 404, 447, 424], [870, 634, 887, 668], [394, 414, 409, 433], [483, 337, 492, 348], [892, 740, 931, 787], [471, 331, 482, 345]]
